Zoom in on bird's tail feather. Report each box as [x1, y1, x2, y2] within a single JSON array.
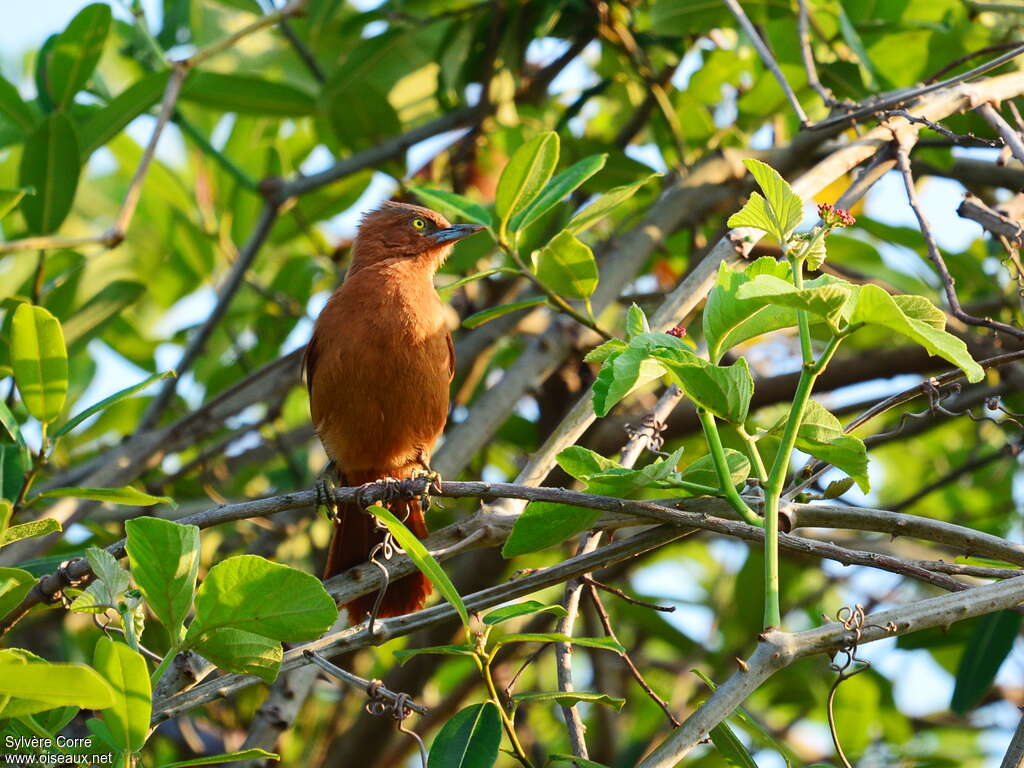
[[323, 468, 432, 619]]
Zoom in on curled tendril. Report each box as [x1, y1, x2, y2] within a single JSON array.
[[872, 379, 1024, 442], [623, 414, 669, 457]]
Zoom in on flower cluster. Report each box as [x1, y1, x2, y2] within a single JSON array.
[[817, 202, 856, 228], [666, 326, 687, 338]]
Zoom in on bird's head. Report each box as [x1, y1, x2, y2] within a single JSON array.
[[350, 201, 484, 273]]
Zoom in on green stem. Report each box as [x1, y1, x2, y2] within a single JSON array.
[[696, 408, 761, 527], [479, 651, 534, 768], [150, 645, 178, 687], [655, 479, 721, 495], [789, 255, 814, 365], [737, 425, 768, 482]]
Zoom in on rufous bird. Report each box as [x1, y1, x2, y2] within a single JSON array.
[[306, 201, 484, 619]]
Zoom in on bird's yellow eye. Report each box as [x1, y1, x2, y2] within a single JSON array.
[[411, 218, 426, 230]]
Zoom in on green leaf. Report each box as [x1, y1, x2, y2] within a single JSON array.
[[0, 662, 115, 715], [0, 75, 36, 135], [583, 339, 627, 363], [591, 334, 685, 417], [87, 545, 130, 596], [583, 447, 687, 497], [438, 268, 518, 301], [182, 71, 316, 116], [393, 643, 476, 665], [38, 486, 173, 507], [190, 627, 283, 683], [850, 285, 983, 382], [158, 750, 280, 768], [703, 258, 796, 363], [565, 174, 660, 235], [0, 187, 32, 220], [46, 3, 112, 110], [366, 503, 469, 631], [770, 400, 869, 492], [0, 499, 10, 533], [54, 370, 175, 438], [625, 304, 650, 339], [511, 154, 607, 232], [502, 502, 601, 558], [495, 132, 559, 238], [511, 690, 625, 711], [125, 517, 199, 639], [951, 610, 1022, 714], [18, 112, 81, 234], [0, 401, 29, 471], [836, 1, 880, 91], [495, 634, 625, 654], [78, 71, 171, 158], [549, 755, 612, 768], [0, 518, 61, 548], [651, 349, 754, 424], [463, 297, 546, 329], [532, 231, 599, 300], [413, 188, 493, 228], [0, 568, 35, 618], [93, 637, 150, 753], [727, 158, 804, 244], [427, 702, 502, 768], [735, 273, 851, 331], [676, 450, 751, 492], [482, 601, 568, 625], [710, 721, 759, 768], [556, 446, 620, 480], [12, 303, 68, 423], [185, 555, 337, 644]]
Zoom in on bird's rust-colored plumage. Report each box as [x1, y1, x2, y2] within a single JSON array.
[[306, 201, 483, 619]]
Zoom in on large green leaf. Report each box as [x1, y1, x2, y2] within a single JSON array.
[[565, 174, 660, 235], [11, 303, 68, 424], [0, 661, 115, 716], [18, 113, 81, 234], [78, 71, 171, 158], [850, 285, 983, 382], [495, 132, 559, 238], [93, 637, 150, 753], [511, 153, 607, 232], [531, 230, 599, 300], [185, 555, 337, 644], [182, 71, 317, 116], [703, 258, 798, 363], [502, 502, 601, 558], [366, 503, 469, 631], [428, 702, 502, 768], [38, 486, 173, 507], [125, 517, 199, 640], [0, 518, 61, 549], [46, 3, 112, 110], [190, 627, 283, 683], [727, 158, 803, 244], [734, 273, 851, 332], [951, 610, 1022, 714], [651, 349, 754, 424], [770, 400, 869, 492]]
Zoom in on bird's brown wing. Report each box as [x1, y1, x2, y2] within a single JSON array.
[[446, 331, 455, 382], [303, 328, 320, 397]]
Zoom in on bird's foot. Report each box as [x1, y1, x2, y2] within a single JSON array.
[[409, 467, 443, 510], [315, 468, 340, 522]]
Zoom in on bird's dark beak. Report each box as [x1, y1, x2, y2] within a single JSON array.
[[429, 223, 486, 244]]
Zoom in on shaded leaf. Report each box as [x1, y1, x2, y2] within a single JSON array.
[[770, 400, 869, 492], [427, 702, 502, 768], [18, 112, 81, 234], [0, 75, 36, 135], [393, 644, 475, 664], [502, 501, 601, 558], [951, 610, 1022, 714], [495, 634, 625, 654], [710, 721, 758, 768], [46, 3, 112, 110], [651, 348, 754, 424], [463, 297, 545, 329], [191, 627, 282, 684], [182, 71, 316, 116], [79, 71, 170, 158], [0, 567, 35, 619], [54, 371, 174, 438]]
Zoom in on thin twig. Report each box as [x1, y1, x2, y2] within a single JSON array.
[[796, 0, 835, 106], [977, 102, 1024, 164], [582, 577, 675, 612]]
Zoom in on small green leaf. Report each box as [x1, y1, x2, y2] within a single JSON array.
[[78, 71, 170, 158], [463, 297, 546, 329], [38, 486, 173, 507], [12, 303, 68, 423], [769, 400, 868, 492], [735, 273, 850, 331], [590, 345, 668, 418], [414, 188, 493, 228], [185, 555, 337, 644], [511, 690, 625, 711], [511, 153, 607, 232], [0, 661, 115, 715], [190, 627, 282, 683], [710, 721, 759, 768], [18, 112, 81, 234], [582, 339, 627, 363], [583, 447, 688, 498], [495, 132, 559, 239], [951, 610, 1022, 714], [495, 633, 625, 654], [675, 451, 751, 492], [0, 568, 35, 618], [366, 503, 469, 631], [532, 231, 599, 300], [393, 643, 475, 665], [0, 518, 61, 548], [93, 637, 150, 753], [46, 3, 112, 110], [824, 477, 855, 499], [126, 517, 199, 639], [438, 268, 518, 301], [565, 174, 661, 235], [482, 601, 568, 625], [625, 304, 650, 339], [54, 370, 175, 438], [428, 702, 502, 768], [727, 159, 803, 244], [555, 446, 620, 481], [850, 285, 983, 382], [182, 71, 317, 116], [158, 750, 280, 768], [502, 502, 601, 558]]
